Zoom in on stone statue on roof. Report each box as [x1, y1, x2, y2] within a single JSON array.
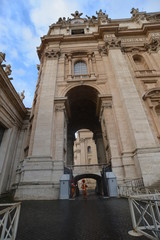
[[20, 90, 25, 101], [5, 64, 12, 76], [71, 11, 83, 19]]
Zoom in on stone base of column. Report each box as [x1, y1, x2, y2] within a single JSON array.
[[136, 147, 160, 187], [112, 147, 160, 188], [14, 157, 64, 200], [14, 182, 60, 200]]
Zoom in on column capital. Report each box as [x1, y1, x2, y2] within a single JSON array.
[[54, 97, 71, 118], [99, 38, 122, 56], [54, 97, 67, 112], [96, 94, 112, 120], [45, 49, 61, 59]]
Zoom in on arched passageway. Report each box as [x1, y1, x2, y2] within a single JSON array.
[[65, 85, 107, 167], [73, 173, 103, 198]]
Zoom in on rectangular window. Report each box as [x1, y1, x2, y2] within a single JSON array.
[[71, 29, 84, 35]]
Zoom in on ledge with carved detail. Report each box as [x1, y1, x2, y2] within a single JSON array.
[[67, 73, 97, 82], [135, 69, 160, 78]]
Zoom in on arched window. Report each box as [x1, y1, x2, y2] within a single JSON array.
[[74, 61, 87, 75], [87, 146, 91, 153], [133, 54, 149, 70]]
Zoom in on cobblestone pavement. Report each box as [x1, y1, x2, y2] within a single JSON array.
[[13, 194, 148, 240]]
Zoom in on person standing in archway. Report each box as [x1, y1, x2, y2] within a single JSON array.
[[81, 179, 88, 199], [71, 180, 75, 199]]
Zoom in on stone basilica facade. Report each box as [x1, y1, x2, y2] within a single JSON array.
[[0, 9, 160, 199]]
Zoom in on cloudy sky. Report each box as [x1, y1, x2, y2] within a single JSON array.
[[0, 0, 159, 107]]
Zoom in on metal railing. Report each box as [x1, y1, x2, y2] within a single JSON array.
[[0, 202, 21, 240], [128, 194, 160, 239]]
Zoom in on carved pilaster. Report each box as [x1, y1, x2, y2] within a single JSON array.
[[65, 53, 72, 78]]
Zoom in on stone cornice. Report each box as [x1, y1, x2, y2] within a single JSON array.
[[37, 21, 160, 60], [0, 65, 27, 118]]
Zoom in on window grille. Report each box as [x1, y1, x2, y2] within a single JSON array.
[[74, 61, 87, 75]]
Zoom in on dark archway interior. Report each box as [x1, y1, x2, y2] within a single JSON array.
[[66, 85, 107, 166], [74, 173, 101, 183], [74, 174, 103, 196], [66, 85, 101, 133]]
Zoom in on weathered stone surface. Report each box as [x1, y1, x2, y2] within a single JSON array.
[[1, 9, 160, 199]]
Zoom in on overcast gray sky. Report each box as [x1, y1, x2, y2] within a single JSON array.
[[0, 0, 160, 107]]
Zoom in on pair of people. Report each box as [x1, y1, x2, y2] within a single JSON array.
[[70, 179, 88, 199]]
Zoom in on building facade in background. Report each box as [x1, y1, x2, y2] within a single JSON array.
[[74, 129, 98, 166], [0, 9, 160, 199]]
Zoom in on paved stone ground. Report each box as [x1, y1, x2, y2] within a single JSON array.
[[11, 194, 148, 240]]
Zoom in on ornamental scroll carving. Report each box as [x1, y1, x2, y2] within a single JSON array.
[[45, 49, 61, 59], [98, 45, 109, 56], [144, 37, 160, 53], [99, 38, 121, 56], [146, 14, 160, 22]]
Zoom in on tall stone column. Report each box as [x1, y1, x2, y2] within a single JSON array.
[[67, 132, 74, 166], [109, 47, 156, 148], [93, 131, 106, 164], [97, 96, 124, 179], [0, 126, 19, 193], [107, 41, 160, 185], [80, 138, 86, 165], [54, 98, 66, 163], [31, 50, 60, 157]]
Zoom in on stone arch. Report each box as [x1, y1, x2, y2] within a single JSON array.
[[59, 82, 106, 98], [142, 87, 160, 100], [132, 54, 149, 70], [143, 87, 160, 139], [74, 173, 103, 195]]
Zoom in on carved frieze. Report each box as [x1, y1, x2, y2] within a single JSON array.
[[146, 14, 160, 22], [121, 38, 145, 43], [121, 46, 146, 53], [45, 49, 61, 59]]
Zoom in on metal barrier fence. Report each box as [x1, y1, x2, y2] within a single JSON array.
[[128, 194, 160, 239], [0, 202, 21, 240]]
